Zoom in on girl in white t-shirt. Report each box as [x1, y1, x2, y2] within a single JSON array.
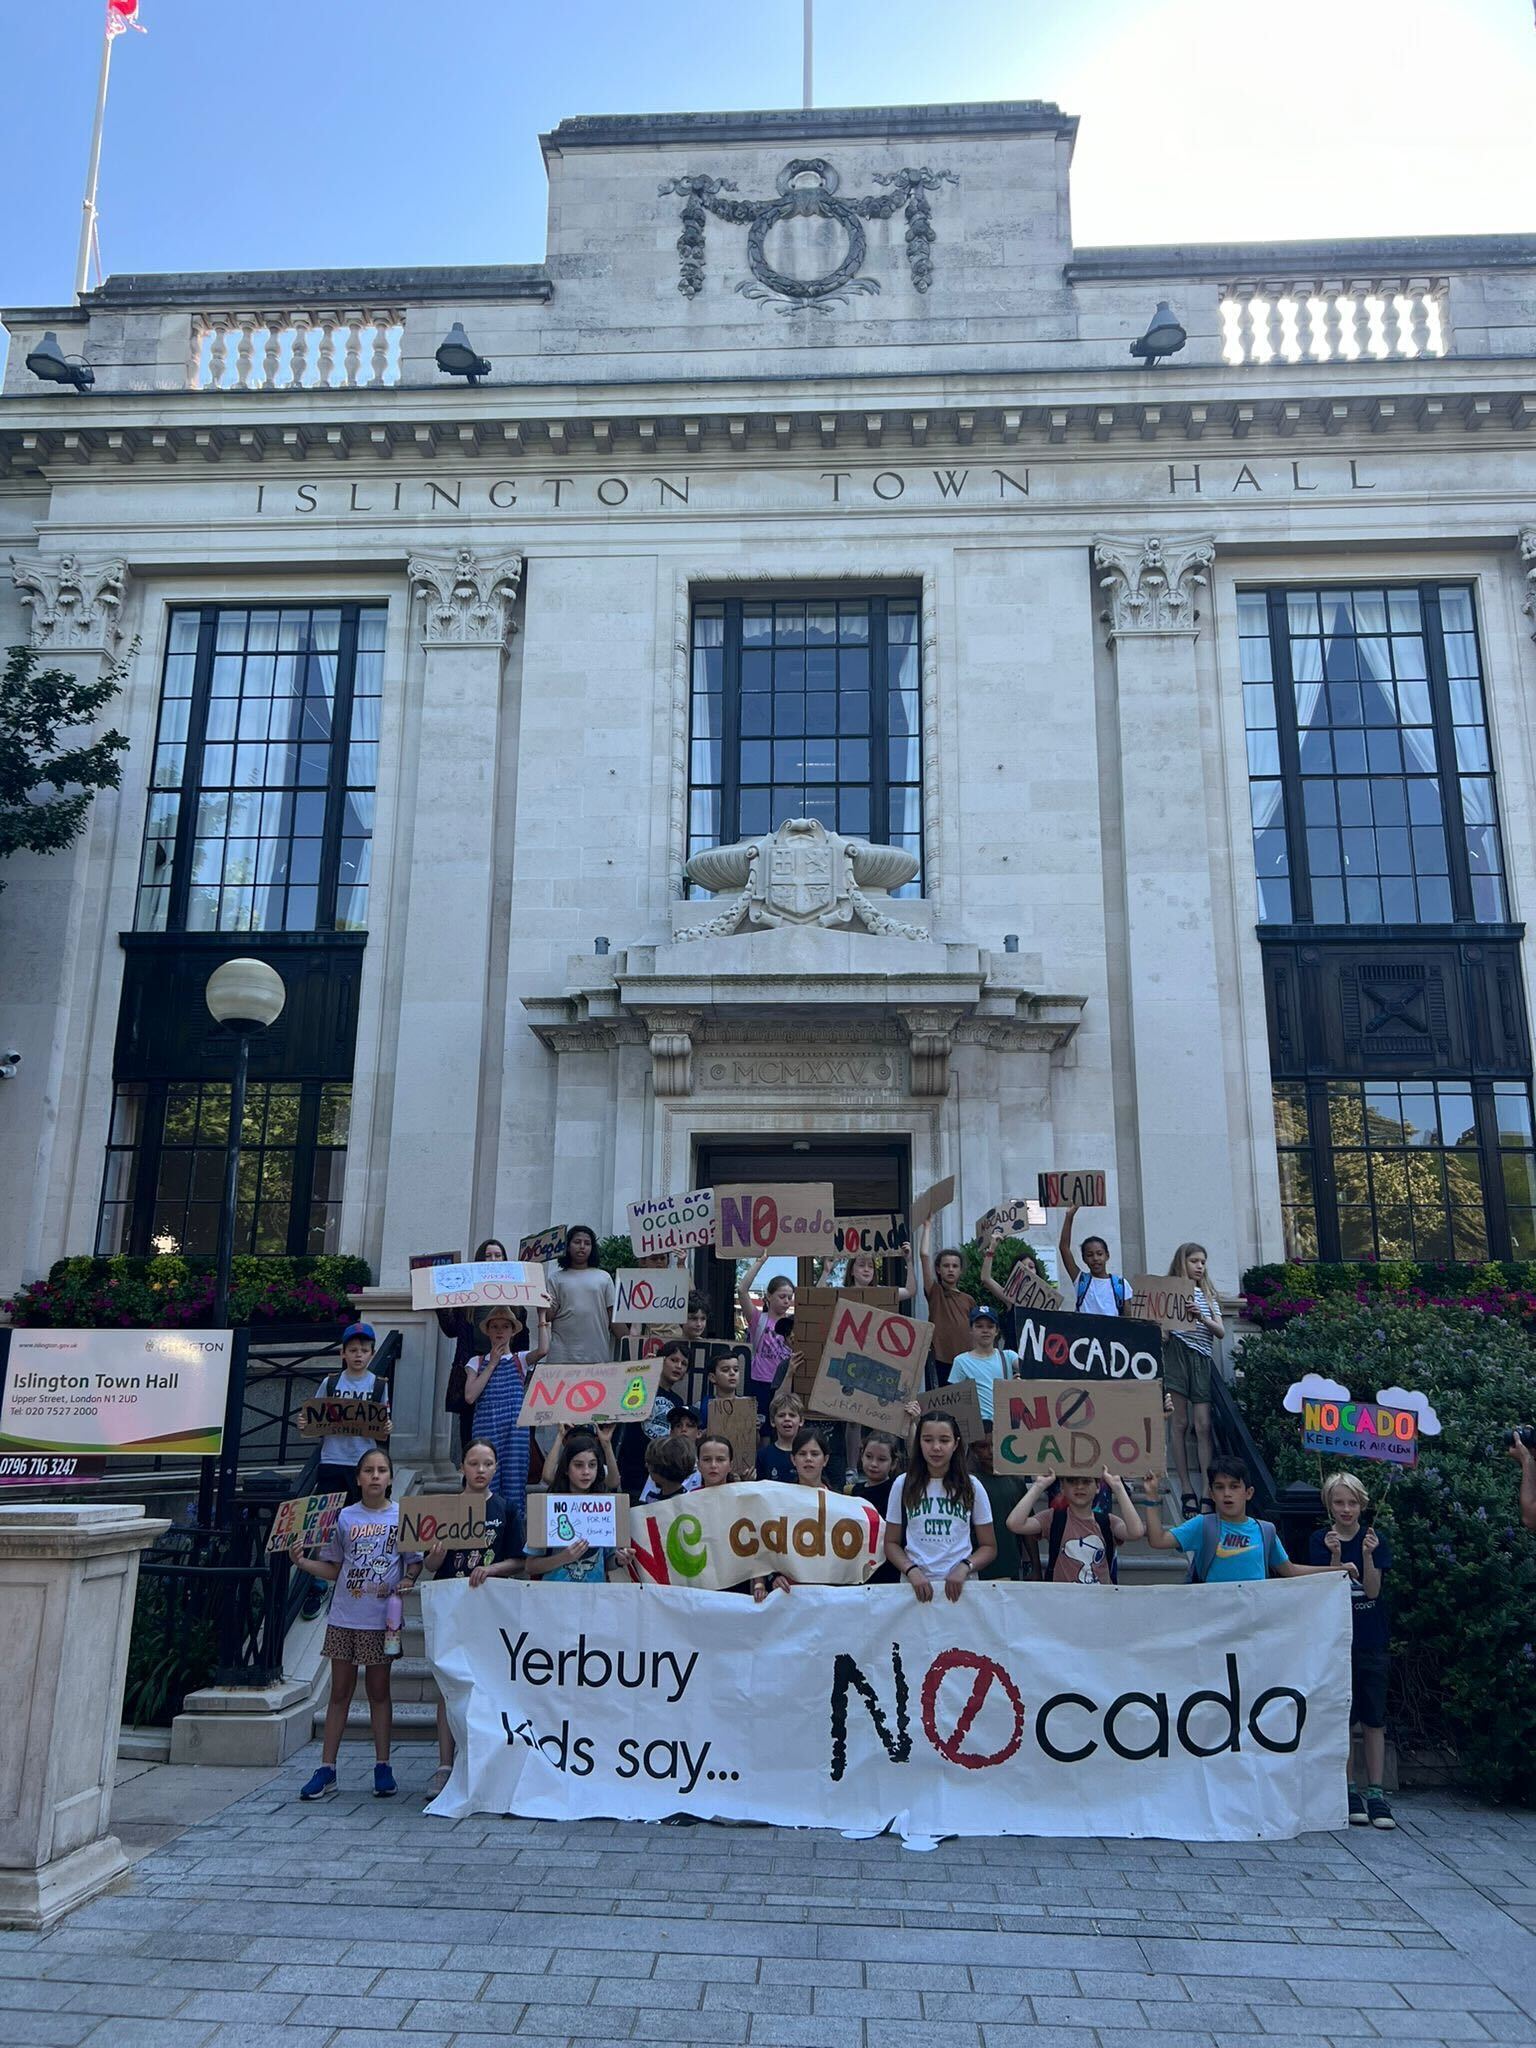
[[884, 1412, 996, 1601]]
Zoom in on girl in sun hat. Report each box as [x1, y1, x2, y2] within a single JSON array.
[[461, 1303, 532, 1515]]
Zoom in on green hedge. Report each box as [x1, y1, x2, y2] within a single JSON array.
[[1232, 1298, 1536, 1799], [1240, 1260, 1536, 1331], [4, 1253, 370, 1329]]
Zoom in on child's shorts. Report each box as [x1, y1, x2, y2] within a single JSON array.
[[324, 1625, 389, 1666], [1350, 1648, 1390, 1727], [1162, 1336, 1213, 1404]]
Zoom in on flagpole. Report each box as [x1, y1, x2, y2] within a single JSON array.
[[803, 0, 813, 109], [75, 23, 116, 300]]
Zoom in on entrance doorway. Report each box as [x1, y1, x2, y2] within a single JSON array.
[[693, 1136, 911, 1339]]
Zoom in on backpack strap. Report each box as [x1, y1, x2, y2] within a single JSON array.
[[1046, 1501, 1120, 1580], [1074, 1272, 1089, 1308], [1191, 1512, 1221, 1584], [1259, 1519, 1282, 1577]]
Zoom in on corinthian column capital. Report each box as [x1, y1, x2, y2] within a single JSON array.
[[1092, 535, 1215, 640], [10, 552, 130, 656], [408, 546, 522, 645]]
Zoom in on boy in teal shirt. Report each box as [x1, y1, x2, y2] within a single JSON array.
[[1145, 1455, 1354, 1583]]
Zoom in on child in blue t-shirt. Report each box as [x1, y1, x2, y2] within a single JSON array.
[[1309, 1470, 1394, 1830], [1144, 1456, 1355, 1585]]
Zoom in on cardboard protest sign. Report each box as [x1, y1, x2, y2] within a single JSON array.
[[296, 1396, 392, 1441], [1003, 1260, 1064, 1312], [628, 1188, 716, 1258], [266, 1490, 345, 1555], [788, 1286, 899, 1402], [410, 1259, 551, 1312], [974, 1198, 1034, 1247], [831, 1216, 910, 1257], [515, 1359, 662, 1429], [626, 1480, 882, 1591], [909, 1174, 955, 1228], [518, 1225, 568, 1264], [409, 1249, 460, 1272], [1302, 1398, 1418, 1467], [1014, 1305, 1162, 1383], [398, 1493, 494, 1551], [1038, 1170, 1107, 1209], [995, 1379, 1164, 1477], [808, 1300, 932, 1432], [613, 1268, 691, 1325], [921, 1378, 986, 1445], [1127, 1274, 1200, 1335], [527, 1489, 631, 1549], [716, 1183, 837, 1256], [706, 1394, 761, 1479]]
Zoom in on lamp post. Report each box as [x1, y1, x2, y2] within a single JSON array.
[[204, 959, 287, 1331]]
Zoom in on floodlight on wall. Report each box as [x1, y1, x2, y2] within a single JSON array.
[[25, 332, 95, 392], [1129, 302, 1187, 366], [435, 322, 491, 385]]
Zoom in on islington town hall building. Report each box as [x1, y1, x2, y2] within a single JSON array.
[[5, 99, 1536, 1452]]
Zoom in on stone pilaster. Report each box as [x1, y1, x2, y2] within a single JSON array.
[[1092, 534, 1239, 1279], [1519, 528, 1536, 637], [377, 549, 522, 1281]]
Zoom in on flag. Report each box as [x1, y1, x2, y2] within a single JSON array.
[[106, 0, 146, 35]]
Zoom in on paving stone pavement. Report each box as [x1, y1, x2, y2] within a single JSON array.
[[5, 1742, 1536, 2047]]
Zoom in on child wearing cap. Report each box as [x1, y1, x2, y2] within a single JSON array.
[[944, 1305, 1018, 1425], [313, 1322, 390, 1505]]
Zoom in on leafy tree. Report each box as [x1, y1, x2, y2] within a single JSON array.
[[0, 641, 130, 889]]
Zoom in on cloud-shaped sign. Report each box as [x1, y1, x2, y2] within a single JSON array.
[[1283, 1372, 1352, 1413], [1375, 1386, 1442, 1435]]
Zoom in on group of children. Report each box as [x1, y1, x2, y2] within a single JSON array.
[[293, 1223, 1393, 1829]]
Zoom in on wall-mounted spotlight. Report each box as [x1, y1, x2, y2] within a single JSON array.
[[435, 322, 491, 385], [25, 332, 95, 392], [1129, 302, 1187, 367]]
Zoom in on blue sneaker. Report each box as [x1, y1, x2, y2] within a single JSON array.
[[299, 1765, 337, 1802], [373, 1762, 397, 1799]]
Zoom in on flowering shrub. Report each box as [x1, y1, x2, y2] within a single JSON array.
[[1233, 1298, 1536, 1799], [3, 1253, 370, 1330], [1240, 1259, 1536, 1331]]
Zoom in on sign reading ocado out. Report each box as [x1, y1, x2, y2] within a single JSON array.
[[0, 1328, 234, 1457]]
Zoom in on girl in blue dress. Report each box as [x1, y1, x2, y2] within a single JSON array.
[[462, 1304, 531, 1514]]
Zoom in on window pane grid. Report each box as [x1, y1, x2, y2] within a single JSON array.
[[1243, 583, 1506, 927], [688, 593, 922, 893], [95, 1080, 349, 1257], [1325, 1079, 1488, 1260], [1271, 1082, 1319, 1259], [137, 604, 384, 933]]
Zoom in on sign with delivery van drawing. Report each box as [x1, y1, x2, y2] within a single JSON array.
[[807, 1301, 932, 1433], [0, 1328, 234, 1458]]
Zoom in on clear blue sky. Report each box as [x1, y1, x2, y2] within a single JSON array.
[[2, 0, 1533, 308]]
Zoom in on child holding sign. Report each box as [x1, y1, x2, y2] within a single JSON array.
[[945, 1305, 1017, 1425], [424, 1437, 526, 1801], [294, 1447, 421, 1803], [461, 1305, 531, 1515], [885, 1411, 996, 1600], [1163, 1242, 1225, 1516], [918, 1218, 975, 1386], [1006, 1469, 1147, 1585], [738, 1256, 796, 1423], [524, 1428, 621, 1584], [1308, 1472, 1394, 1829], [313, 1321, 388, 1504]]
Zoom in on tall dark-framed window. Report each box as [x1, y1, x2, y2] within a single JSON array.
[[137, 602, 384, 934], [688, 591, 923, 893], [1270, 1077, 1536, 1261], [96, 1077, 350, 1257], [1240, 583, 1507, 927]]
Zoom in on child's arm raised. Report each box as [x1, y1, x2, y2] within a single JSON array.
[[978, 1249, 1012, 1308], [1103, 1469, 1145, 1544], [1359, 1526, 1384, 1599], [1141, 1493, 1180, 1551], [595, 1421, 620, 1489], [1057, 1205, 1082, 1283], [918, 1217, 938, 1294], [736, 1254, 768, 1321], [1005, 1475, 1053, 1537]]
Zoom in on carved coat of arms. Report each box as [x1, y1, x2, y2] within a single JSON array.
[[680, 818, 924, 940], [659, 157, 956, 313]]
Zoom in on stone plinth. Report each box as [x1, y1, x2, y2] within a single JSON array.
[[0, 1503, 170, 1929]]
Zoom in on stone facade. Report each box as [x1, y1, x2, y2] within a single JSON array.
[[5, 98, 1536, 1381]]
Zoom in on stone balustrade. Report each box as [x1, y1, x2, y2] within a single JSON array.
[[189, 307, 405, 390], [1220, 278, 1449, 364]]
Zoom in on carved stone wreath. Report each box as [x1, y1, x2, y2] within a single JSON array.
[[658, 157, 957, 313]]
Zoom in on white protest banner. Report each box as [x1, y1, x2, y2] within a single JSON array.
[[266, 1491, 345, 1556], [0, 1328, 234, 1458], [995, 1378, 1165, 1477], [399, 1493, 492, 1551], [807, 1299, 932, 1432], [423, 1576, 1352, 1841], [909, 1174, 955, 1228], [628, 1188, 716, 1258], [1127, 1274, 1201, 1335], [830, 1216, 910, 1257], [626, 1481, 882, 1591], [716, 1183, 837, 1256], [515, 1359, 662, 1429], [410, 1259, 551, 1312], [527, 1490, 632, 1550], [1039, 1169, 1107, 1209], [613, 1268, 691, 1325]]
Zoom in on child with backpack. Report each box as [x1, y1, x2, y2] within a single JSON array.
[[1056, 1209, 1130, 1316], [1144, 1455, 1356, 1583], [1309, 1471, 1395, 1829], [1006, 1468, 1146, 1584]]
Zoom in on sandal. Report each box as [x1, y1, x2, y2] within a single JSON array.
[[1199, 1496, 1216, 1514], [425, 1764, 451, 1801], [1181, 1492, 1199, 1516]]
